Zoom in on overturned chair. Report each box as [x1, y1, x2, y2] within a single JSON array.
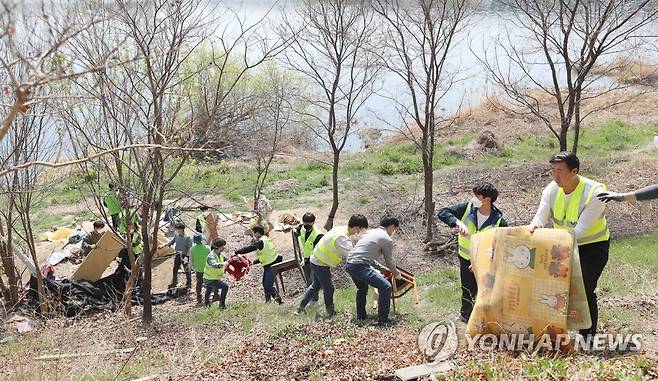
[[270, 231, 306, 295], [381, 266, 420, 312]]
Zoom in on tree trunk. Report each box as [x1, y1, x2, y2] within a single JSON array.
[[0, 239, 19, 304], [559, 122, 569, 152], [422, 150, 435, 243], [121, 237, 137, 316], [141, 204, 153, 325], [324, 151, 340, 231], [571, 100, 581, 154]]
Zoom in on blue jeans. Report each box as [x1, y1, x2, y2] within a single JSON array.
[[262, 256, 283, 303], [299, 262, 335, 314], [345, 263, 392, 322], [203, 279, 228, 306]]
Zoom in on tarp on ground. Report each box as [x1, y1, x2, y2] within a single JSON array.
[[71, 231, 125, 282], [17, 266, 188, 317], [466, 227, 591, 337]]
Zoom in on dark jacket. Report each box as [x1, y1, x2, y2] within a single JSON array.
[[437, 202, 508, 231]]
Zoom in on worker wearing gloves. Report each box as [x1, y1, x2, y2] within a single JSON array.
[[81, 220, 106, 257], [598, 183, 658, 203], [436, 182, 507, 322], [204, 238, 230, 308], [234, 225, 284, 304], [191, 234, 211, 304], [528, 151, 610, 337], [160, 222, 193, 289], [296, 214, 369, 317], [346, 216, 401, 326], [293, 212, 324, 302]]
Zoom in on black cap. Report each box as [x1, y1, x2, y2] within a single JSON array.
[[174, 222, 186, 229]]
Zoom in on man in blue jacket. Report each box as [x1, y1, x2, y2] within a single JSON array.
[[436, 182, 507, 322]]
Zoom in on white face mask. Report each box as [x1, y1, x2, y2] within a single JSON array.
[[471, 196, 483, 209]]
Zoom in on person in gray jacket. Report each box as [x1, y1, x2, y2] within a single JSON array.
[[346, 216, 402, 326]]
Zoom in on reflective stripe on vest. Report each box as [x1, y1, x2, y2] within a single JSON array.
[[298, 226, 321, 259], [257, 236, 277, 266], [312, 226, 348, 268], [548, 176, 610, 245], [203, 252, 225, 281], [457, 203, 502, 261]]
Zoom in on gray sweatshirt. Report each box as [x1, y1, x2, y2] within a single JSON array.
[[347, 227, 400, 276], [166, 234, 193, 256]]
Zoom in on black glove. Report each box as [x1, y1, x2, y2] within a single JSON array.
[[597, 192, 624, 203]]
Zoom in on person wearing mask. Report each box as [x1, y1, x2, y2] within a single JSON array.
[[234, 225, 284, 304], [293, 212, 324, 302], [81, 220, 106, 257], [296, 214, 368, 317], [204, 238, 230, 308], [437, 182, 507, 322], [528, 151, 610, 338], [191, 234, 211, 304], [160, 222, 193, 289], [346, 216, 402, 326]]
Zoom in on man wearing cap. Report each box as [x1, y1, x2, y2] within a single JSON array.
[[204, 238, 230, 308], [528, 151, 610, 337], [191, 234, 211, 304], [160, 222, 193, 288]]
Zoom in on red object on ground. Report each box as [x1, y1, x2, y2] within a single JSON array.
[[226, 255, 251, 281]]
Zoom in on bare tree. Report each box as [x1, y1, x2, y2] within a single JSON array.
[[252, 68, 295, 217], [280, 0, 380, 230], [373, 0, 471, 242], [0, 0, 127, 143], [478, 0, 658, 153]]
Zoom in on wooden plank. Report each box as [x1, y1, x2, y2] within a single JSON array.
[[34, 347, 135, 361], [395, 361, 453, 380], [71, 231, 125, 282]]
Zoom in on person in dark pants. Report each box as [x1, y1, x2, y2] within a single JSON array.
[[204, 238, 230, 308], [234, 225, 283, 304], [160, 222, 193, 289], [190, 234, 211, 304], [296, 214, 369, 316], [293, 212, 324, 303], [346, 216, 401, 326], [529, 151, 610, 337], [436, 182, 507, 322]]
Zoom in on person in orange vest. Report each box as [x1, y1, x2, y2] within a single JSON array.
[[437, 182, 507, 322]]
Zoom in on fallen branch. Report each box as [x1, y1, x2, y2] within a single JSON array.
[[34, 347, 135, 361], [0, 144, 230, 178]]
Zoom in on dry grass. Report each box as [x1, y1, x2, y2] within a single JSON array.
[[592, 57, 658, 87]]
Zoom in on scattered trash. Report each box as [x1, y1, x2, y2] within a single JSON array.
[[44, 250, 71, 267], [71, 231, 125, 282], [41, 227, 72, 243], [278, 212, 299, 226], [4, 315, 39, 334], [67, 228, 87, 245]]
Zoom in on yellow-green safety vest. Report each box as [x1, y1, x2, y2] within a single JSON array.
[[548, 175, 610, 246], [257, 236, 277, 266], [298, 226, 321, 259], [203, 251, 225, 281], [458, 203, 502, 261], [312, 226, 348, 268], [131, 231, 143, 255]]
